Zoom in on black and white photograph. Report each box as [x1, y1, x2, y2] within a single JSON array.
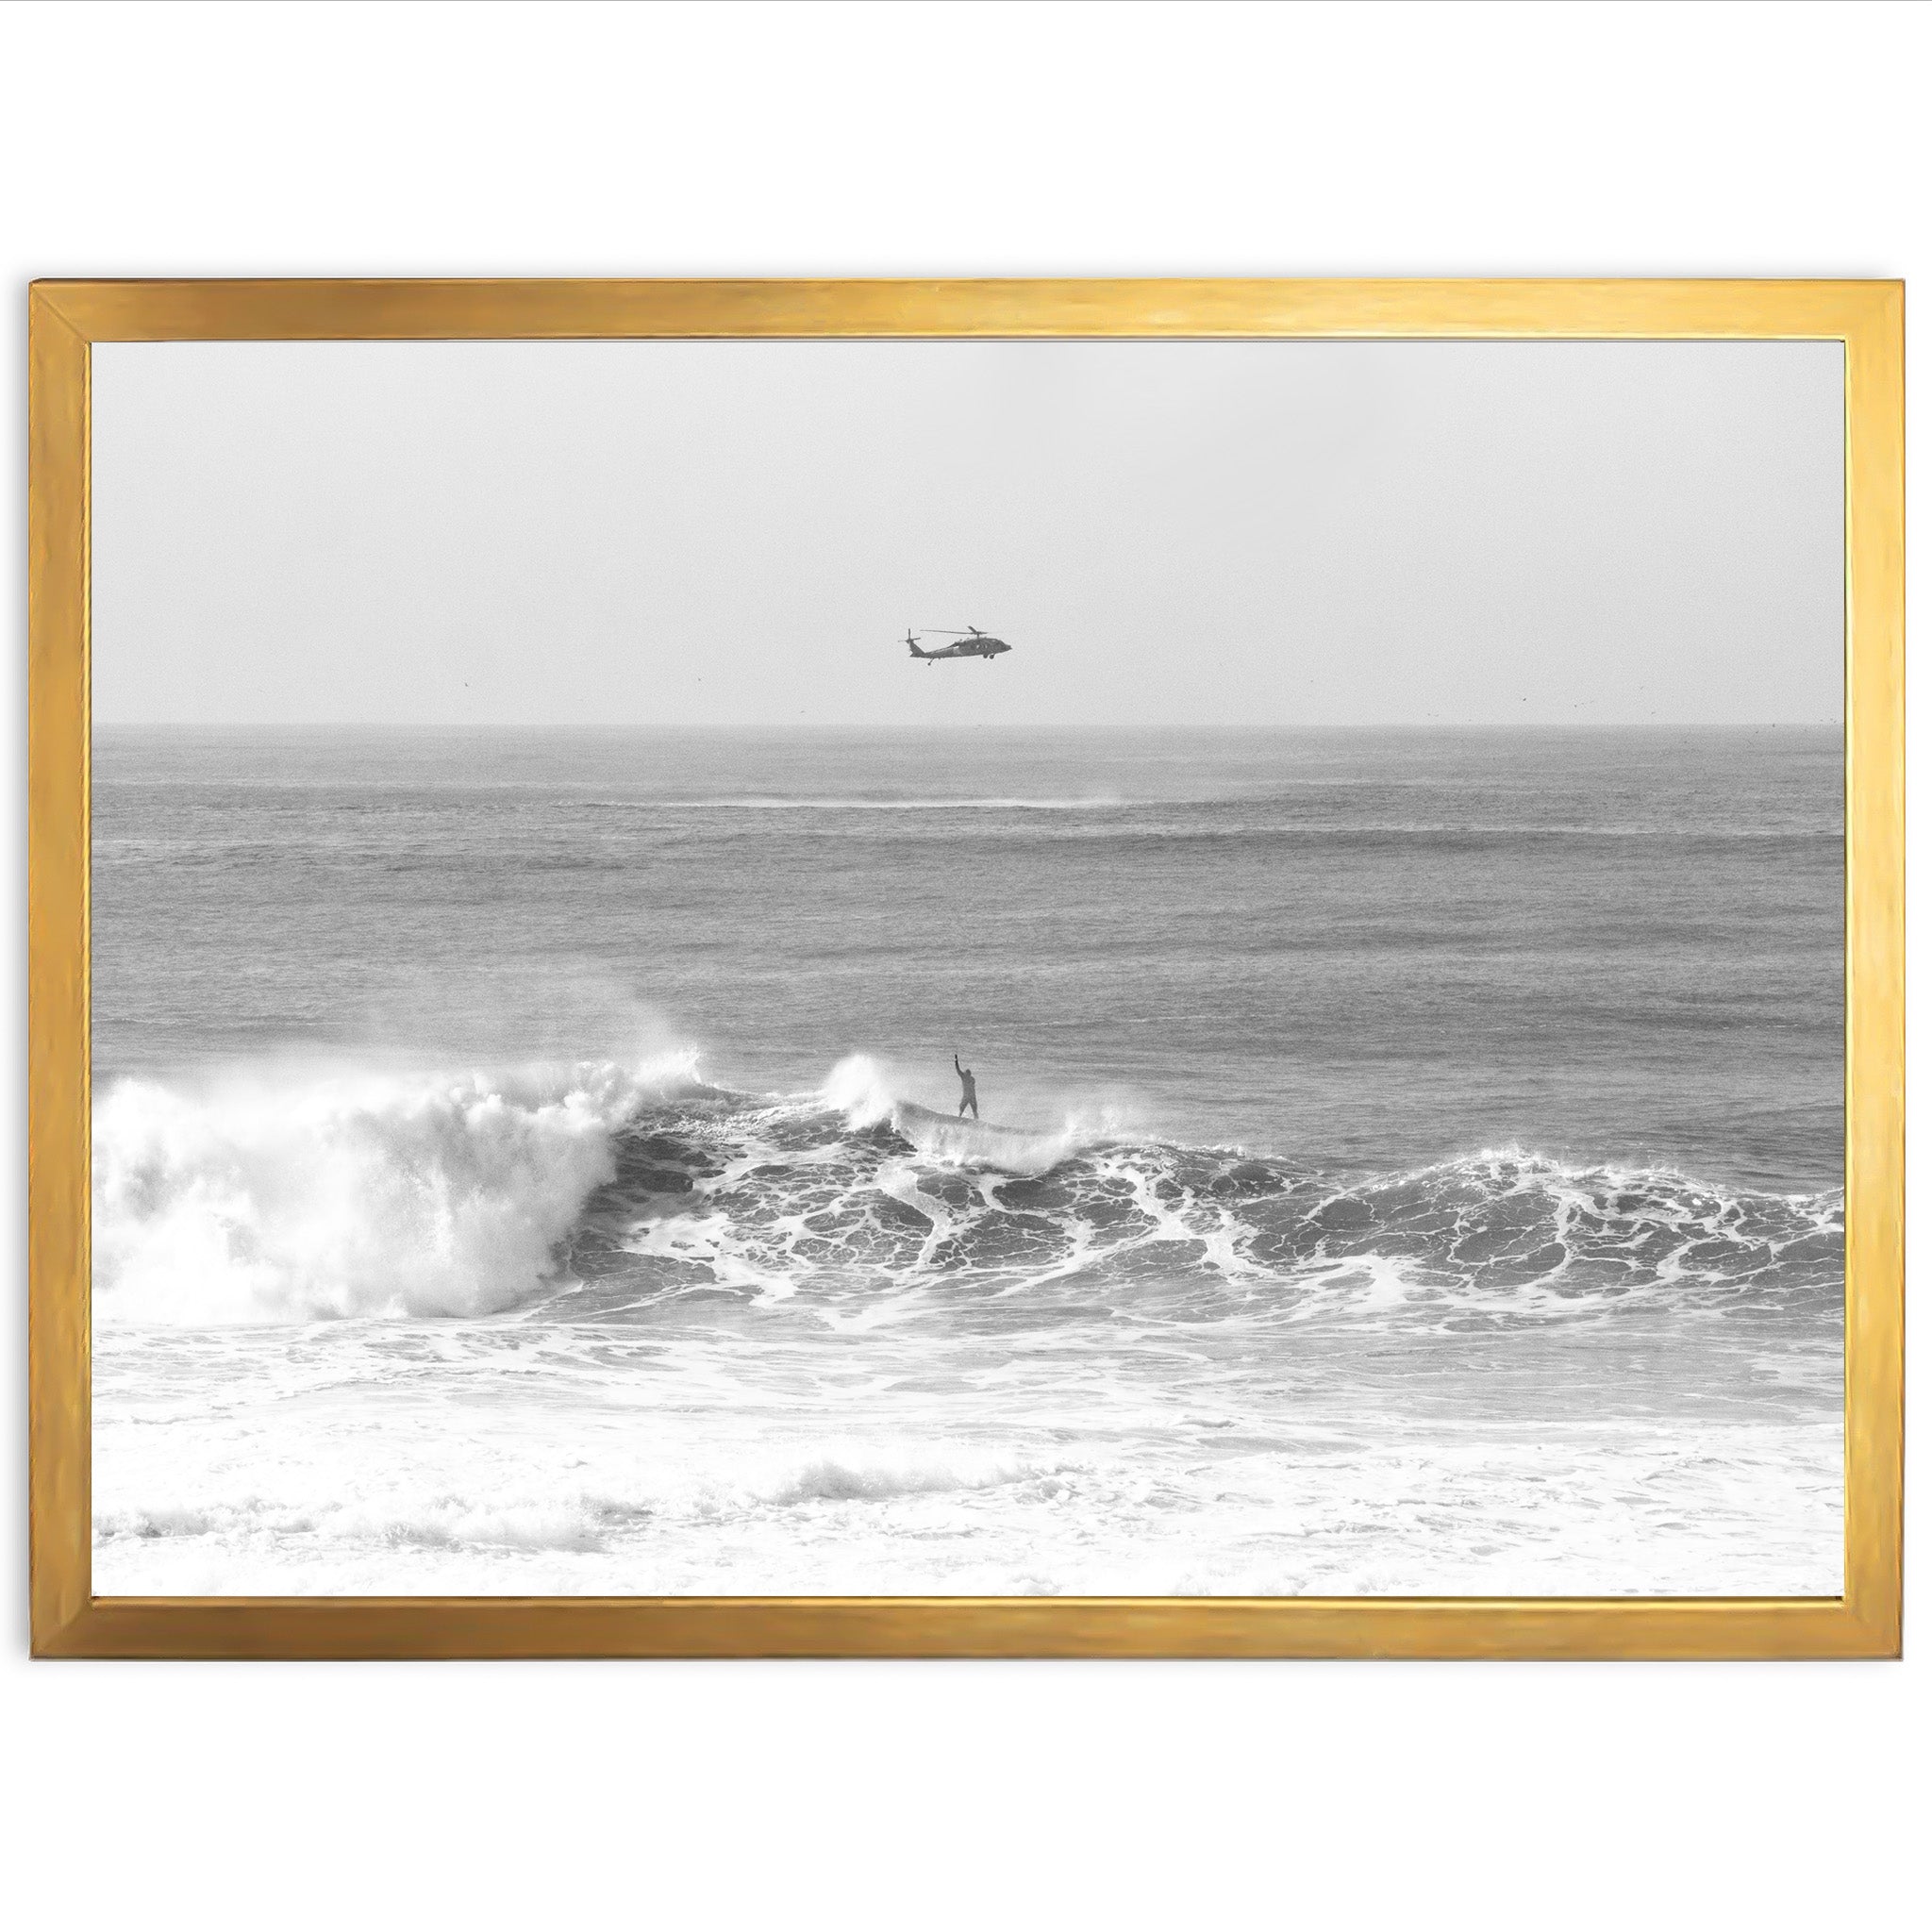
[[87, 335, 1846, 1598], [11, 2, 1931, 1927]]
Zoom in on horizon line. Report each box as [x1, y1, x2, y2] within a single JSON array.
[[92, 718, 1846, 735]]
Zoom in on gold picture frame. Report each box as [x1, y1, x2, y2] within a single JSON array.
[[28, 278, 1903, 1658]]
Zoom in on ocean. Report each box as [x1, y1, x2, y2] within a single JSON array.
[[90, 725, 1845, 1594]]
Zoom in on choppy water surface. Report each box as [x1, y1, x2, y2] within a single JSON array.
[[91, 727, 1843, 1594]]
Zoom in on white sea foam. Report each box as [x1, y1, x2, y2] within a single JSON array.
[[91, 1309, 1845, 1597], [819, 1052, 1121, 1175], [91, 1051, 1842, 1337], [822, 1052, 899, 1126], [92, 1055, 697, 1324]]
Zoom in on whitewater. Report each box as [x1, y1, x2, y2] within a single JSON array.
[[91, 726, 1844, 1594], [92, 1047, 1843, 1594]]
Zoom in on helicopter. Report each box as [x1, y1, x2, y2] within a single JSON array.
[[902, 626, 1013, 665]]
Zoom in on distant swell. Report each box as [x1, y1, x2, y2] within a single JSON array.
[[597, 795, 1127, 812], [93, 1053, 1843, 1329]]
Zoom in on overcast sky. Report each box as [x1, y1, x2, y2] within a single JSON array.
[[92, 338, 1843, 729]]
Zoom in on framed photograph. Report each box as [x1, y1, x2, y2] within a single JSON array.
[[27, 278, 1901, 1657]]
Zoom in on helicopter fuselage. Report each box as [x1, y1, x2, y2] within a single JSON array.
[[908, 634, 1011, 662]]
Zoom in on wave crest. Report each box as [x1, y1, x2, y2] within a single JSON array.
[[92, 1056, 1841, 1329], [92, 1057, 698, 1324], [565, 1115, 1841, 1330]]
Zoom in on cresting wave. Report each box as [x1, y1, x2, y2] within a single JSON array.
[[92, 1052, 1842, 1328], [92, 1056, 703, 1324]]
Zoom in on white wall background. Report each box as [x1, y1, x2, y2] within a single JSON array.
[[2, 4, 1923, 1925]]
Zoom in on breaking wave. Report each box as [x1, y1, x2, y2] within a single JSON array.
[[92, 1052, 1842, 1329], [92, 1056, 706, 1323]]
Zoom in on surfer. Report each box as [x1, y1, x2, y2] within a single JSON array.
[[953, 1053, 979, 1120]]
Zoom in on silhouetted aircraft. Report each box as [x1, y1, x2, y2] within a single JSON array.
[[903, 626, 1012, 664]]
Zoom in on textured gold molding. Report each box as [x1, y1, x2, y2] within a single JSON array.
[[27, 279, 1904, 1658], [28, 286, 92, 1656], [27, 276, 1900, 343]]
